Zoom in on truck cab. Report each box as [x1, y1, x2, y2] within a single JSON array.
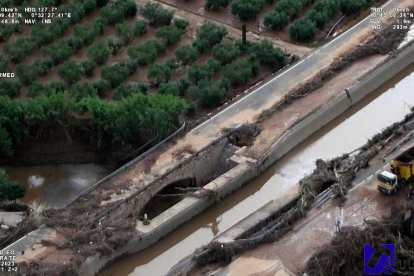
[[377, 171, 399, 194]]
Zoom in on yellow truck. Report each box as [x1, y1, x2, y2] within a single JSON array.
[[377, 147, 414, 195]]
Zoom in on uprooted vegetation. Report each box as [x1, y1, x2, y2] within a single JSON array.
[[258, 16, 413, 122], [305, 205, 414, 276], [172, 110, 414, 275]]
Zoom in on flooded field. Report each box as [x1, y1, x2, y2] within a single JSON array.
[[100, 62, 414, 276], [3, 164, 109, 208]]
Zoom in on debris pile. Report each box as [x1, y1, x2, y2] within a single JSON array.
[[305, 206, 414, 276]]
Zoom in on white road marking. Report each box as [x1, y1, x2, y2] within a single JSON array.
[[192, 59, 305, 132]]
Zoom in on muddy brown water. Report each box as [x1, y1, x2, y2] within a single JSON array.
[[99, 62, 414, 276], [2, 164, 109, 208]]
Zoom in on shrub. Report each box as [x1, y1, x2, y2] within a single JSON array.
[[340, 0, 367, 14], [175, 44, 199, 65], [60, 2, 86, 24], [65, 37, 84, 52], [193, 21, 228, 53], [70, 82, 98, 102], [275, 0, 302, 19], [115, 21, 134, 43], [112, 83, 149, 100], [223, 58, 259, 86], [140, 3, 174, 27], [48, 18, 70, 38], [0, 24, 15, 43], [100, 0, 137, 25], [231, 0, 265, 20], [155, 25, 184, 46], [74, 22, 100, 45], [205, 0, 229, 10], [157, 77, 191, 96], [27, 81, 67, 98], [108, 39, 124, 55], [83, 0, 97, 14], [248, 39, 284, 69], [101, 61, 137, 87], [264, 11, 289, 30], [0, 56, 8, 73], [0, 169, 25, 201], [57, 61, 84, 84], [0, 80, 21, 97], [304, 10, 330, 29], [42, 41, 73, 65], [148, 61, 177, 86], [81, 60, 97, 76], [87, 41, 110, 65], [16, 60, 49, 85], [3, 37, 36, 63], [184, 99, 197, 116], [174, 18, 189, 30], [288, 18, 318, 42], [31, 23, 55, 45], [212, 41, 241, 65], [92, 80, 111, 97], [127, 40, 165, 65], [188, 59, 221, 83], [133, 19, 148, 36], [190, 78, 230, 107]]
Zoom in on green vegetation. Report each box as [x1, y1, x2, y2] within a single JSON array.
[[212, 41, 241, 65], [57, 61, 84, 84], [42, 41, 74, 65], [101, 60, 138, 88], [108, 39, 124, 55], [188, 59, 221, 83], [148, 58, 179, 86], [288, 18, 318, 42], [0, 169, 25, 201], [87, 41, 111, 65], [248, 39, 284, 69], [140, 3, 174, 27], [127, 40, 166, 65], [175, 44, 199, 65], [70, 82, 98, 102], [223, 58, 259, 87], [112, 83, 149, 100], [27, 81, 67, 98], [231, 0, 265, 20], [16, 59, 52, 85], [155, 25, 185, 46], [92, 80, 111, 97], [74, 21, 101, 45], [116, 20, 147, 44], [82, 60, 97, 77], [100, 0, 137, 25], [193, 21, 228, 53], [205, 0, 229, 10], [0, 81, 21, 97], [264, 11, 289, 30], [3, 38, 37, 63], [189, 78, 230, 107]]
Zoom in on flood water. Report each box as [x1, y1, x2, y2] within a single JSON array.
[[2, 164, 109, 208], [100, 62, 414, 276]]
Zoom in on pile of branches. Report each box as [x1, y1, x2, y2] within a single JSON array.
[[305, 207, 414, 276], [19, 260, 78, 276], [258, 15, 413, 123]]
